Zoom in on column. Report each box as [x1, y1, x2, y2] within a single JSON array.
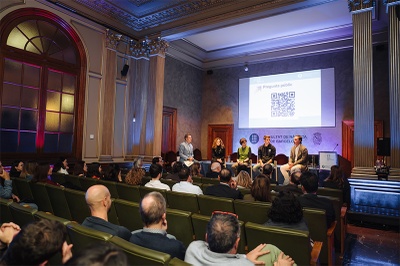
[[349, 0, 375, 168], [99, 30, 120, 161], [385, 1, 400, 168]]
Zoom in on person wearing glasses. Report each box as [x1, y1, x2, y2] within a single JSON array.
[[185, 211, 295, 265]]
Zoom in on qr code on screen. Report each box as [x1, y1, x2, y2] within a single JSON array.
[[271, 91, 295, 117]]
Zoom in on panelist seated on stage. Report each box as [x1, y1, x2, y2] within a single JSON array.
[[179, 133, 199, 167], [231, 138, 252, 175], [211, 137, 226, 166], [253, 135, 276, 173], [280, 135, 308, 185]]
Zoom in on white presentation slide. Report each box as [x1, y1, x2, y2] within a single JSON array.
[[239, 68, 335, 128]]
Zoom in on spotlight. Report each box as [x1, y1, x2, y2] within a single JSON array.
[[244, 64, 249, 72]]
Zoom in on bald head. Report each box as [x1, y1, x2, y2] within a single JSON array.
[[85, 185, 111, 210], [140, 192, 166, 227], [211, 162, 221, 172]]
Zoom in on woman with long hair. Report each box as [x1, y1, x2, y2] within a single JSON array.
[[190, 162, 203, 177], [244, 174, 271, 202], [87, 162, 102, 179], [324, 165, 351, 206], [236, 170, 252, 189], [211, 137, 226, 166], [73, 160, 87, 177], [32, 162, 60, 186]]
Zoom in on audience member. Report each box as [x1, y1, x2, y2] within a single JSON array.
[[298, 171, 336, 227], [9, 160, 24, 178], [0, 219, 73, 265], [130, 192, 186, 260], [243, 174, 272, 202], [65, 242, 128, 266], [324, 165, 351, 206], [144, 164, 170, 191], [0, 222, 20, 257], [254, 135, 276, 173], [0, 167, 38, 209], [19, 160, 37, 181], [232, 138, 252, 175], [262, 163, 277, 184], [82, 185, 131, 240], [32, 162, 61, 186], [205, 168, 243, 199], [206, 161, 221, 178], [185, 211, 295, 265], [73, 160, 87, 177], [264, 191, 308, 231], [179, 133, 197, 164], [235, 170, 252, 189], [125, 158, 145, 186], [190, 162, 203, 177], [280, 135, 308, 185], [104, 163, 123, 182], [87, 162, 103, 179], [54, 157, 69, 175], [165, 161, 183, 181], [211, 137, 226, 166], [152, 156, 164, 167], [274, 168, 302, 197], [172, 167, 203, 195]]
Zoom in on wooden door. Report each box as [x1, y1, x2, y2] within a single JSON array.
[[162, 107, 177, 155], [207, 124, 233, 160], [342, 120, 383, 168]]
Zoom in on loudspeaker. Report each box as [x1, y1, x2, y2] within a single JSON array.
[[121, 64, 129, 76], [377, 137, 390, 156], [396, 5, 400, 21]]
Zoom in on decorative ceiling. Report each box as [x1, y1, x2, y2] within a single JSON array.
[[46, 0, 389, 69]]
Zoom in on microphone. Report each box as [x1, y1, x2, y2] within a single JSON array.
[[333, 144, 338, 151]]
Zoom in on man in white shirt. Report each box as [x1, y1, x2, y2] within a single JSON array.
[[172, 167, 203, 195], [145, 164, 170, 191]]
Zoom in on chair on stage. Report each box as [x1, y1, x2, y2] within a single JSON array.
[[193, 148, 202, 161]]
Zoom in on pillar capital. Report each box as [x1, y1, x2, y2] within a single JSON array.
[[105, 29, 122, 50], [129, 37, 169, 58], [348, 0, 375, 12]]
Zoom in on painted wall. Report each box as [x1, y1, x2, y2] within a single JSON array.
[[164, 56, 203, 152]]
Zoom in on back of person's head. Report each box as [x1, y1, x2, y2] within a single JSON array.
[[262, 164, 273, 176], [139, 192, 166, 226], [210, 161, 221, 173], [52, 161, 63, 173], [268, 191, 303, 224], [290, 168, 302, 185], [1, 219, 66, 265], [172, 161, 184, 174], [149, 163, 162, 178], [190, 162, 201, 176], [32, 162, 51, 183], [178, 167, 190, 181], [85, 185, 110, 210], [300, 171, 318, 193], [236, 170, 252, 188], [87, 162, 102, 178], [25, 160, 38, 175], [133, 157, 143, 169], [105, 163, 120, 181], [251, 174, 271, 202], [328, 165, 344, 187], [152, 156, 162, 164], [206, 212, 240, 253], [219, 168, 232, 183], [65, 242, 128, 266], [73, 160, 86, 176]]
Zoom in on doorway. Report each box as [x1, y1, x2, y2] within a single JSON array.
[[207, 124, 234, 160]]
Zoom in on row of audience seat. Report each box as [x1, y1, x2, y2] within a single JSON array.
[[7, 175, 346, 265], [0, 197, 323, 265]]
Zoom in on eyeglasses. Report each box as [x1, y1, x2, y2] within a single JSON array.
[[211, 211, 238, 219]]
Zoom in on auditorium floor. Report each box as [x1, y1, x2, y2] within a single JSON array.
[[341, 222, 400, 265]]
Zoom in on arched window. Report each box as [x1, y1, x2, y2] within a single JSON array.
[[0, 8, 86, 160]]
